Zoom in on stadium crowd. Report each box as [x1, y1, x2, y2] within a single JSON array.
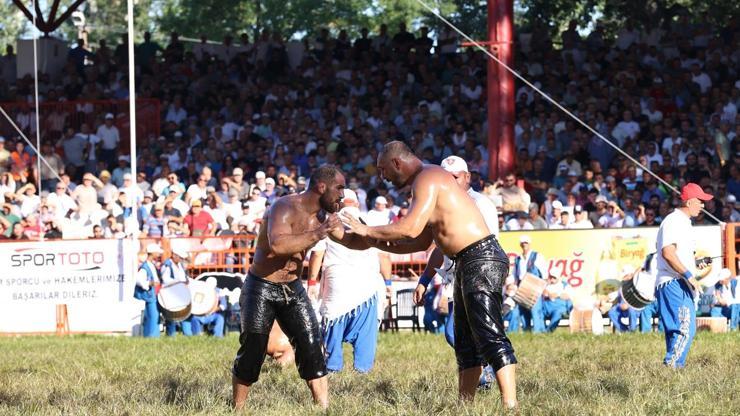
[[0, 17, 738, 243]]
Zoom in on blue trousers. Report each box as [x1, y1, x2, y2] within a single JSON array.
[[543, 299, 569, 332], [142, 301, 160, 338], [504, 304, 521, 332], [520, 298, 545, 333], [445, 301, 455, 347], [711, 305, 740, 330], [423, 291, 445, 334], [608, 305, 639, 332], [656, 279, 696, 368], [640, 301, 664, 333], [166, 316, 194, 336], [322, 296, 378, 373], [193, 313, 225, 338]]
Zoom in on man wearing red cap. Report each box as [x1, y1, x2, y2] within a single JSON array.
[[654, 182, 713, 368]]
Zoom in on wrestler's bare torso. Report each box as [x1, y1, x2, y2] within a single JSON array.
[[407, 165, 491, 256], [249, 195, 325, 283]]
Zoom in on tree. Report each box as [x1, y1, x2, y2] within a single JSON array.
[[1, 0, 30, 48]]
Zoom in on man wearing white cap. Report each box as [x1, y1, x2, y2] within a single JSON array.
[[413, 155, 499, 386], [306, 189, 388, 373], [366, 195, 393, 225], [710, 269, 739, 331], [512, 234, 548, 332], [97, 113, 120, 169], [135, 243, 164, 337], [161, 245, 194, 336]]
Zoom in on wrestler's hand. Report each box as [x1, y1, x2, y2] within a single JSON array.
[[317, 213, 342, 239], [341, 212, 369, 236], [413, 283, 426, 306]]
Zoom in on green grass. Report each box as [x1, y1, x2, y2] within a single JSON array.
[[0, 331, 738, 415]]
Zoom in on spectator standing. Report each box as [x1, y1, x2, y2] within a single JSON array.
[[97, 113, 120, 169]]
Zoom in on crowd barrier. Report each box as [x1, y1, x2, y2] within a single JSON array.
[[0, 223, 736, 335], [0, 98, 161, 150]]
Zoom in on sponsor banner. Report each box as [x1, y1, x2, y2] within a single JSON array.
[[496, 225, 723, 300], [0, 239, 141, 334]]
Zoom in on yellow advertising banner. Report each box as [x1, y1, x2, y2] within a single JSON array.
[[496, 225, 723, 299]]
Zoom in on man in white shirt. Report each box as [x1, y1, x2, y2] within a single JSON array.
[[710, 269, 739, 331], [365, 196, 393, 225], [161, 246, 195, 336], [97, 113, 120, 169], [655, 183, 713, 368], [307, 189, 387, 373], [570, 206, 594, 229], [598, 201, 626, 228]]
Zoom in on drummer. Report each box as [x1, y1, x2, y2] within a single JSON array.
[[541, 274, 572, 332], [512, 235, 548, 333], [135, 243, 164, 338], [608, 266, 639, 332], [192, 277, 228, 338], [161, 245, 195, 336]]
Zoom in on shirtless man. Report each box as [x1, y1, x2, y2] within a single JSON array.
[[334, 142, 517, 408], [232, 165, 344, 410]]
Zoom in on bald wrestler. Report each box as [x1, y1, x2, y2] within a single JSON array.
[[232, 165, 344, 410], [332, 141, 517, 408]]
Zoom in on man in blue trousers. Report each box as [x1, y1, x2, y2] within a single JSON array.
[[655, 183, 713, 368], [161, 246, 195, 336], [192, 278, 228, 338], [135, 243, 164, 337], [512, 235, 547, 333]]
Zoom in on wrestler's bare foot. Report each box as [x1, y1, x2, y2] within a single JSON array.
[[496, 364, 518, 410], [307, 376, 329, 409], [232, 374, 251, 411]]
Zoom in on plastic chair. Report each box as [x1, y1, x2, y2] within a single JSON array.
[[393, 288, 421, 332]]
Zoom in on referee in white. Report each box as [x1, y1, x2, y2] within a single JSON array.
[[655, 183, 713, 368]]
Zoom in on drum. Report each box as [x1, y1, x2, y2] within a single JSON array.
[[189, 279, 219, 316], [620, 271, 656, 310], [513, 273, 547, 309], [569, 308, 605, 335], [157, 282, 192, 322], [696, 317, 728, 333]]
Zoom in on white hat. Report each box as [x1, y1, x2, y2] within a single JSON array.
[[595, 195, 608, 204], [375, 196, 388, 205], [233, 167, 244, 176], [343, 189, 358, 202], [441, 155, 468, 173], [123, 173, 132, 180], [265, 177, 275, 185], [105, 113, 114, 119], [255, 171, 266, 179], [145, 243, 163, 254], [552, 200, 563, 210], [171, 245, 189, 259], [519, 235, 531, 244]]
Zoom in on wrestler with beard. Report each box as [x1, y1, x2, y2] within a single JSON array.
[[232, 165, 344, 410]]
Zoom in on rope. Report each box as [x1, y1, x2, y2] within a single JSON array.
[[32, 0, 43, 241], [411, 0, 723, 225]]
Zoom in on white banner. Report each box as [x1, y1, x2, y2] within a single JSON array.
[[0, 239, 141, 334]]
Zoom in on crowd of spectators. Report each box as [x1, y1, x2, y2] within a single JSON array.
[[0, 15, 738, 241]]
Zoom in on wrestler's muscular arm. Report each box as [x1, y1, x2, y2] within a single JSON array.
[[343, 170, 437, 241], [268, 198, 339, 255]]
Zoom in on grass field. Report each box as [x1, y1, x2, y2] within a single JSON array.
[[0, 331, 738, 415]]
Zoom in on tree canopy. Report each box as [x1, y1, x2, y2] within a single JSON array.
[[1, 0, 737, 49]]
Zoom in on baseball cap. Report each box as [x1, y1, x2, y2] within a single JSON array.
[[265, 177, 275, 185], [233, 167, 243, 176], [145, 243, 164, 254], [552, 200, 563, 210], [255, 171, 266, 179], [0, 136, 5, 143], [680, 183, 713, 202], [520, 235, 531, 244], [375, 196, 388, 205], [144, 190, 154, 199], [441, 155, 468, 173], [343, 189, 359, 202], [574, 205, 583, 213], [297, 176, 307, 184], [123, 173, 132, 180], [174, 131, 183, 138], [242, 201, 250, 209], [191, 199, 203, 207], [99, 170, 111, 178], [595, 195, 608, 204], [605, 175, 616, 182], [105, 113, 114, 119]]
